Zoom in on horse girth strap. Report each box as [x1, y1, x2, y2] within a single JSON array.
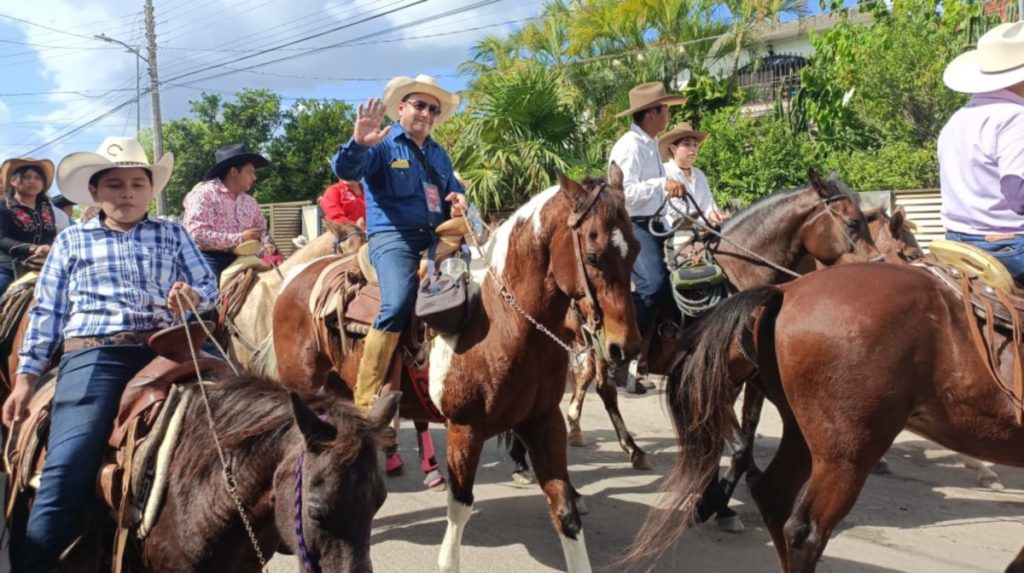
[[958, 274, 1024, 425]]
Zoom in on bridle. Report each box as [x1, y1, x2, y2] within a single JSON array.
[[807, 193, 885, 262]]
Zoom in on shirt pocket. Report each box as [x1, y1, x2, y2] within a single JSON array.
[[137, 244, 179, 289], [381, 148, 420, 199]]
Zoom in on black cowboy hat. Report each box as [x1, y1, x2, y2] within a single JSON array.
[[50, 193, 75, 209], [204, 143, 270, 181]]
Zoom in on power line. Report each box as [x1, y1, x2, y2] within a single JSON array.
[[19, 95, 141, 156]]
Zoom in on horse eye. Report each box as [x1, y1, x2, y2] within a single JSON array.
[[845, 219, 859, 229], [586, 252, 598, 265]]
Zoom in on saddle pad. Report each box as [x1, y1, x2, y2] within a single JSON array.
[[929, 239, 1022, 295], [309, 255, 361, 320], [220, 255, 270, 289]]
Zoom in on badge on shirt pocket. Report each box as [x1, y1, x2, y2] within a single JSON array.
[[390, 159, 410, 169]]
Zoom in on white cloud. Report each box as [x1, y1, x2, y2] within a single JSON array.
[[0, 0, 538, 158]]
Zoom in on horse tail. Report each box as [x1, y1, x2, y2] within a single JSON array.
[[619, 285, 783, 568]]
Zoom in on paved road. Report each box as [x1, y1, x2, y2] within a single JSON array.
[[265, 381, 1024, 572]]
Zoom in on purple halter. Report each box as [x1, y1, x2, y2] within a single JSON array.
[[295, 450, 322, 573]]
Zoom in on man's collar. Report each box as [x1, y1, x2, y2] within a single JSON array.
[[389, 121, 435, 149], [630, 123, 657, 143], [971, 89, 1024, 106], [85, 211, 155, 231]]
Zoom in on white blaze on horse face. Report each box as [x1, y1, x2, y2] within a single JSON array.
[[490, 185, 560, 279], [429, 333, 458, 415], [560, 530, 593, 573], [438, 494, 473, 573], [611, 227, 628, 259]]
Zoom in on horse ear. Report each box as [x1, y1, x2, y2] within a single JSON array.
[[807, 168, 830, 200], [366, 391, 401, 435], [889, 207, 906, 236], [556, 170, 585, 204], [608, 162, 624, 192], [289, 393, 338, 451]]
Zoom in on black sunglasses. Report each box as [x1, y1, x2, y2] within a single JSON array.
[[404, 99, 442, 117]]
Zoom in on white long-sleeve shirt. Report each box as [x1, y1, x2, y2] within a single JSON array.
[[608, 124, 667, 218], [663, 162, 720, 227]]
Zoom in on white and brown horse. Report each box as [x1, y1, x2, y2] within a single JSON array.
[[272, 167, 641, 572]]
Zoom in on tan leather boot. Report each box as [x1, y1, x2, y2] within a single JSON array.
[[354, 328, 402, 413]]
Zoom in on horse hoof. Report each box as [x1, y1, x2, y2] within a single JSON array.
[[424, 470, 447, 491], [385, 453, 405, 477], [511, 470, 535, 488], [569, 430, 587, 448], [979, 475, 1006, 491], [872, 459, 892, 475], [631, 451, 653, 471], [575, 496, 590, 516], [716, 514, 745, 534]]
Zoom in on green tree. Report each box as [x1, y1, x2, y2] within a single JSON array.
[[261, 99, 355, 204]]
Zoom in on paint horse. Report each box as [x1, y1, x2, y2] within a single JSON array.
[[272, 168, 641, 572], [562, 171, 878, 473], [628, 261, 1024, 572], [5, 327, 398, 572], [221, 221, 364, 374]]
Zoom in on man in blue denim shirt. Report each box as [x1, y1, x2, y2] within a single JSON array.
[[332, 74, 466, 412]]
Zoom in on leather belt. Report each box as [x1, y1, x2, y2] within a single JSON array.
[[64, 329, 160, 353], [985, 233, 1022, 242]]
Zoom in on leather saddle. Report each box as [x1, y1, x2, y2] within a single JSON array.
[[919, 239, 1024, 423], [6, 323, 227, 523]]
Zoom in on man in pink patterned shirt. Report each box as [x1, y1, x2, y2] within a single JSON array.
[[182, 143, 270, 279]]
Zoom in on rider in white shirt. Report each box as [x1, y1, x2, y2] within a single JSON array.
[[660, 123, 723, 256]]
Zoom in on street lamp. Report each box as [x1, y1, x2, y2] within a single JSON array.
[[94, 33, 145, 135]]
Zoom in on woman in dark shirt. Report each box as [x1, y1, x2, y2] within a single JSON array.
[[0, 158, 57, 296]]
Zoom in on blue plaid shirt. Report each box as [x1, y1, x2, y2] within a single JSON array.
[[17, 214, 219, 376]]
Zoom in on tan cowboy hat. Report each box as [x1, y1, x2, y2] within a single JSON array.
[[658, 122, 709, 161], [944, 22, 1024, 94], [57, 137, 173, 207], [382, 74, 460, 125], [616, 82, 686, 118], [0, 157, 55, 194]]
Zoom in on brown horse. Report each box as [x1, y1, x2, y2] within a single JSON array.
[[8, 374, 399, 572], [224, 221, 364, 373], [563, 171, 879, 471], [272, 169, 641, 572], [627, 261, 1024, 572]]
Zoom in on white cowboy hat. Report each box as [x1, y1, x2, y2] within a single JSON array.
[[382, 74, 460, 125], [57, 137, 173, 207], [944, 22, 1024, 94], [658, 122, 709, 161], [616, 82, 686, 118]]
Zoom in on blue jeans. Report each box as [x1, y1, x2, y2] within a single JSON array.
[[368, 230, 434, 332], [24, 344, 157, 572], [946, 231, 1024, 281], [632, 220, 670, 335], [0, 264, 13, 298], [200, 250, 235, 282]]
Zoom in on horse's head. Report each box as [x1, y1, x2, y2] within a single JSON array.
[[866, 206, 924, 262], [282, 392, 399, 572], [324, 219, 367, 255], [800, 169, 878, 265], [550, 164, 641, 365]]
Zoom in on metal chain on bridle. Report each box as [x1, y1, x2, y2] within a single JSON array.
[[460, 184, 609, 367], [174, 293, 267, 571]]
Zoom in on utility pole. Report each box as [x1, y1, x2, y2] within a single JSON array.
[[144, 0, 167, 216]]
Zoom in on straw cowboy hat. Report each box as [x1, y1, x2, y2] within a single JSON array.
[[0, 157, 55, 194], [57, 137, 173, 207], [616, 82, 686, 118], [382, 74, 460, 125], [944, 22, 1024, 94], [658, 122, 709, 161], [205, 143, 269, 181]]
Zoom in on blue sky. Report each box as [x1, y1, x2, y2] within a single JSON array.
[[0, 0, 841, 198]]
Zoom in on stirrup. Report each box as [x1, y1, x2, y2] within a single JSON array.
[[671, 263, 725, 292]]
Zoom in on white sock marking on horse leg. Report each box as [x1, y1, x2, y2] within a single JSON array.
[[567, 399, 581, 423], [611, 227, 628, 259], [438, 494, 473, 573], [428, 334, 458, 416], [559, 529, 592, 573]]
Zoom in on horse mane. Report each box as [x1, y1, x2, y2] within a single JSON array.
[[177, 373, 368, 484], [721, 173, 861, 237]]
